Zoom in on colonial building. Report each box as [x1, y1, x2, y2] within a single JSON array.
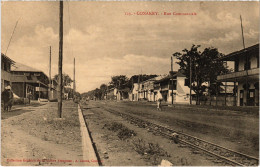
[[132, 71, 191, 104], [11, 62, 49, 100], [129, 83, 139, 101], [217, 43, 259, 106], [106, 87, 116, 100], [49, 79, 58, 100], [1, 53, 15, 91], [154, 71, 191, 103], [138, 75, 167, 102]]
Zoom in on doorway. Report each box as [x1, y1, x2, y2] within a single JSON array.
[[240, 90, 244, 106], [248, 89, 255, 106]]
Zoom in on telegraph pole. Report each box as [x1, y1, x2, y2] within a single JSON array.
[[49, 46, 52, 100], [240, 15, 246, 49], [189, 56, 192, 105], [171, 56, 173, 71], [57, 1, 63, 118], [240, 15, 248, 106], [73, 57, 76, 97], [171, 56, 174, 105]]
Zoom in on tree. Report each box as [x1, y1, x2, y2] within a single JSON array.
[[127, 74, 158, 89], [173, 45, 229, 105], [94, 88, 102, 100], [53, 73, 73, 87], [100, 84, 108, 99], [109, 75, 129, 89]]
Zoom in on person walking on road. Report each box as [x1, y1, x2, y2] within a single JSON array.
[[27, 91, 32, 104], [1, 85, 14, 112], [157, 89, 163, 111]]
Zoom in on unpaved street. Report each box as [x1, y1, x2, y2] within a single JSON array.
[[81, 100, 259, 165]]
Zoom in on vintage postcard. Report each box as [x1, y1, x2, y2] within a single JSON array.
[[1, 1, 259, 166]]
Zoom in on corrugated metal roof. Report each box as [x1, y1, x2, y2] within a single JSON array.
[[1, 53, 15, 64], [11, 62, 42, 72], [154, 71, 186, 83], [219, 43, 259, 61]]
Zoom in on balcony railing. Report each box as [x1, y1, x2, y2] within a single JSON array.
[[217, 68, 259, 81]]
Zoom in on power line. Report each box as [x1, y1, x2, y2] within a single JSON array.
[[5, 18, 21, 55], [66, 0, 74, 59]]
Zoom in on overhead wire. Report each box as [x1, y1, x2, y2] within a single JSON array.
[[5, 17, 21, 55], [65, 0, 76, 89]]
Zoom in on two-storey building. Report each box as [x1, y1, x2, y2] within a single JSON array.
[[154, 71, 191, 103], [217, 43, 259, 106], [11, 62, 49, 100], [1, 53, 15, 91], [141, 75, 167, 102]]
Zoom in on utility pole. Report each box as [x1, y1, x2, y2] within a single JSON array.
[[73, 57, 76, 97], [189, 56, 192, 105], [137, 74, 140, 101], [171, 56, 173, 71], [57, 1, 63, 118], [49, 46, 52, 100], [240, 15, 246, 49], [171, 56, 174, 105], [240, 15, 248, 106]]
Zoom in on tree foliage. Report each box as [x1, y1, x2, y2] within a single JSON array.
[[110, 75, 129, 89], [81, 74, 158, 100], [100, 84, 108, 99], [53, 73, 73, 87], [173, 45, 229, 104]]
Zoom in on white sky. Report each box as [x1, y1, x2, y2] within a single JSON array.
[[1, 1, 259, 93]]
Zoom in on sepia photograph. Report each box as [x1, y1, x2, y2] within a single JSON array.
[[1, 1, 259, 166]]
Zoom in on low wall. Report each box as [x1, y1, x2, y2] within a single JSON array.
[[195, 95, 236, 106]]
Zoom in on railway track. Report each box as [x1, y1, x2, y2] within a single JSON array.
[[100, 105, 258, 166]]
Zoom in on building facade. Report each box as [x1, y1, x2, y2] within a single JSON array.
[[49, 79, 58, 100], [11, 62, 49, 100], [217, 43, 259, 106], [139, 75, 167, 102], [1, 53, 15, 92], [154, 71, 191, 103]]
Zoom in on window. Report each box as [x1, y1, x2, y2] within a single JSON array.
[[3, 62, 8, 71], [244, 56, 251, 70], [235, 59, 239, 72], [184, 78, 189, 86], [27, 75, 32, 80], [7, 63, 10, 72], [257, 56, 259, 68]]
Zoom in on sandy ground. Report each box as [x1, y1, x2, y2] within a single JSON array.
[[99, 100, 259, 157], [82, 101, 222, 166], [1, 101, 84, 166]]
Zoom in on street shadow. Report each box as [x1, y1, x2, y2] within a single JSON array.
[[30, 103, 46, 107], [1, 109, 34, 120], [83, 107, 100, 110]]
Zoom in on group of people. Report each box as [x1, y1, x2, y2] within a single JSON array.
[[1, 85, 14, 112]]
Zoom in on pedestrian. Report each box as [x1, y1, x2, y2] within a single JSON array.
[[28, 91, 32, 104], [1, 85, 13, 112], [2, 87, 9, 112], [157, 89, 163, 111]]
